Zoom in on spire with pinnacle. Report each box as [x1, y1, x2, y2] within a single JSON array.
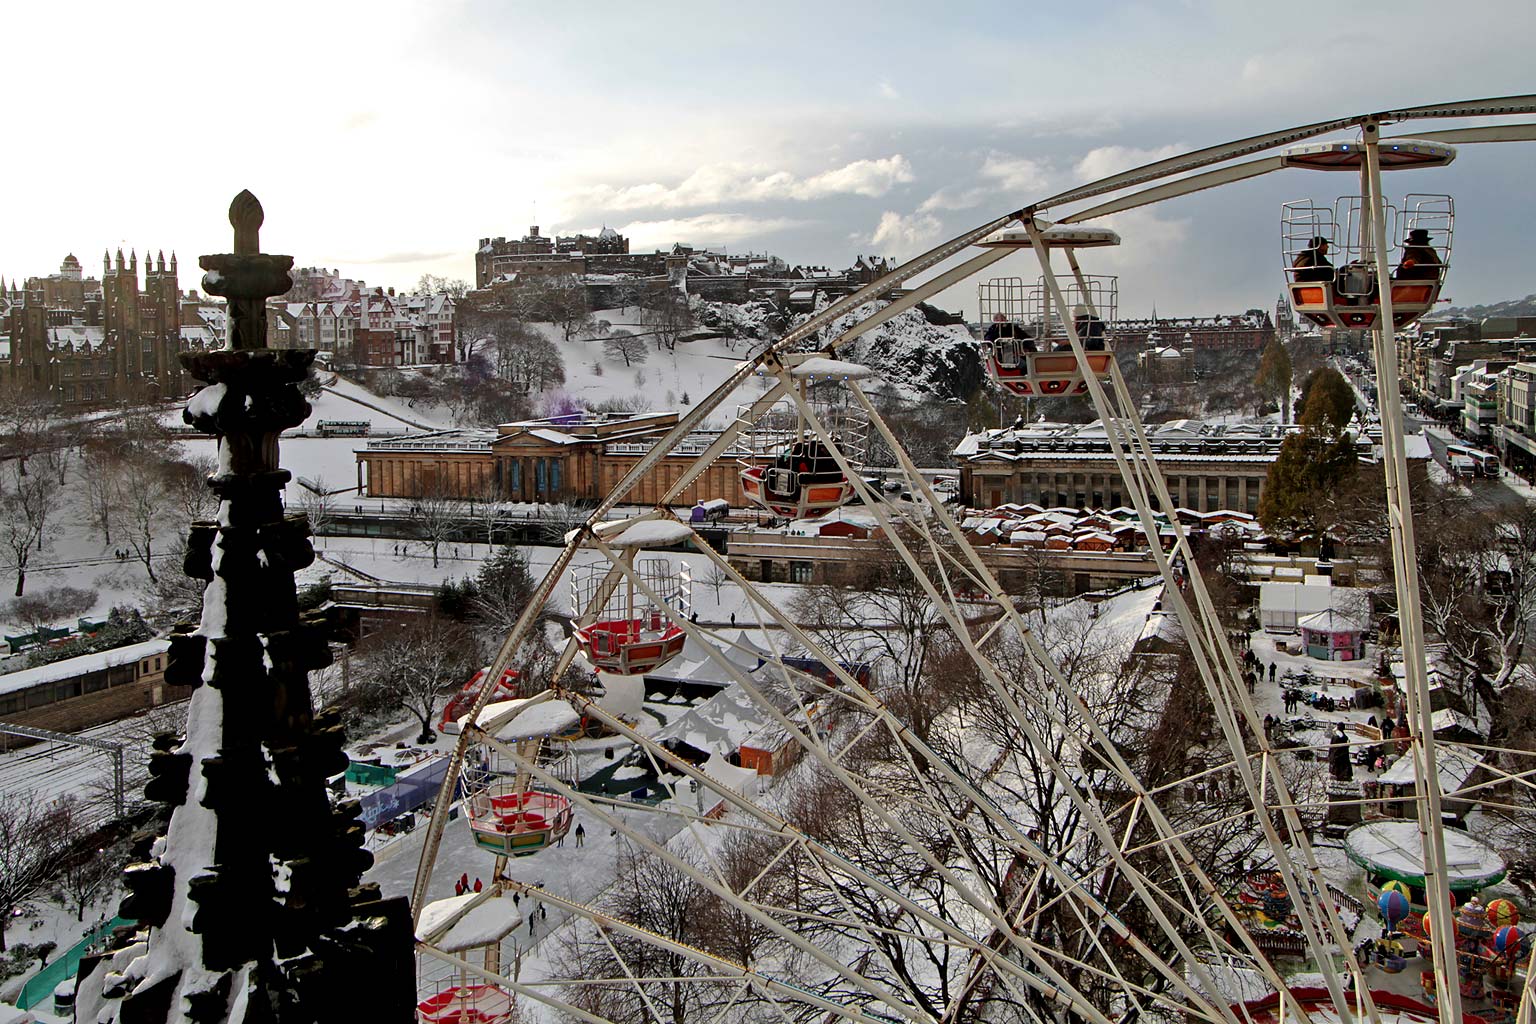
[[74, 192, 415, 1023]]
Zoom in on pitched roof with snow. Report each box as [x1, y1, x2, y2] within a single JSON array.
[[0, 638, 169, 697]]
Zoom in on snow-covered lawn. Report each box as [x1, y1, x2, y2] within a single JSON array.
[[534, 309, 765, 428]]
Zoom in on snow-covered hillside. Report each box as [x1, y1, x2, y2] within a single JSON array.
[[537, 297, 980, 422], [803, 299, 982, 401]]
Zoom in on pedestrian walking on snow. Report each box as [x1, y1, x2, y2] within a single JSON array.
[[575, 823, 586, 847]]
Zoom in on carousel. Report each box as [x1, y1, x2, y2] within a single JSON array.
[[1345, 820, 1508, 909]]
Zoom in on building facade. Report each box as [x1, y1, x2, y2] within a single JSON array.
[[266, 287, 458, 366], [1109, 310, 1275, 351], [954, 419, 1344, 514], [355, 411, 763, 506], [2, 250, 204, 406]]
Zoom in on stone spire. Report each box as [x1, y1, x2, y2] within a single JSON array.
[[76, 191, 414, 1024]]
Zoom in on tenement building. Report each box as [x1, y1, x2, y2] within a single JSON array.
[[954, 418, 1344, 514], [355, 410, 760, 506]]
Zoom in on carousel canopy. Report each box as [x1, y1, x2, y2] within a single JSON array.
[[1344, 819, 1506, 891]]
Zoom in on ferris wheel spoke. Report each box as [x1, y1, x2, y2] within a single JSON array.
[[586, 542, 1167, 1022], [483, 736, 938, 1024], [1009, 222, 1374, 1024], [775, 389, 1281, 1024], [495, 692, 1118, 1022]]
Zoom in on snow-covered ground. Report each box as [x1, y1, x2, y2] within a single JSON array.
[[530, 310, 766, 428]]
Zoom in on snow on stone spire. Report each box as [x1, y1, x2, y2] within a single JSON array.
[[75, 192, 414, 1024]]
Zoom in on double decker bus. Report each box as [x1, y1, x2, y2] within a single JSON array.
[[1445, 443, 1500, 478]]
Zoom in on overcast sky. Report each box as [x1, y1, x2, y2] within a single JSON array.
[[4, 1, 1534, 317]]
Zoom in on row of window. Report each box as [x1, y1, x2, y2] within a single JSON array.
[[986, 475, 1262, 514]]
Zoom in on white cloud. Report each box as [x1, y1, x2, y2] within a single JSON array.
[[1084, 207, 1191, 270], [618, 213, 805, 248], [917, 186, 988, 213], [870, 210, 943, 258], [1073, 144, 1186, 182], [978, 155, 1053, 195], [568, 155, 915, 213], [878, 80, 899, 100]]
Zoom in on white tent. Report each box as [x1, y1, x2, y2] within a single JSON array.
[[1258, 581, 1369, 633]]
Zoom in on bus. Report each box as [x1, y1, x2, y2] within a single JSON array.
[[316, 419, 370, 437], [1445, 443, 1500, 478]]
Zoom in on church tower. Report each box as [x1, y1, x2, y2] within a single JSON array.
[[12, 285, 49, 387], [1276, 291, 1295, 342], [144, 249, 183, 393], [104, 248, 144, 393]]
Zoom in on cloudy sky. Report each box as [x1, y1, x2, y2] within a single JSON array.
[[4, 1, 1534, 317]]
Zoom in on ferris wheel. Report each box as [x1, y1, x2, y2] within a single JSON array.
[[406, 97, 1536, 1024]]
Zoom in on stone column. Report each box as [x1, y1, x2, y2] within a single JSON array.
[[78, 193, 414, 1024]]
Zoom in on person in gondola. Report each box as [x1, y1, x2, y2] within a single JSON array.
[[1395, 228, 1442, 281], [1073, 305, 1107, 351], [791, 438, 843, 485], [985, 312, 1036, 355], [983, 312, 1013, 343], [1292, 235, 1335, 283]]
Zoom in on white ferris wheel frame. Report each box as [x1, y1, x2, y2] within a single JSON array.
[[407, 95, 1536, 1024]]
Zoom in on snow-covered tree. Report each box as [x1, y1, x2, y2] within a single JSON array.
[[81, 443, 124, 544], [411, 480, 464, 568], [5, 585, 97, 635], [358, 615, 481, 743], [1, 460, 62, 596], [1419, 500, 1536, 725], [604, 330, 647, 368], [113, 457, 169, 582], [0, 792, 77, 951]]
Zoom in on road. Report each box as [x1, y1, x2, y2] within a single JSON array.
[[1334, 356, 1531, 512]]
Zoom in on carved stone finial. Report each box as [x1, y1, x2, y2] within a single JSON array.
[[230, 190, 263, 255], [199, 192, 293, 351]]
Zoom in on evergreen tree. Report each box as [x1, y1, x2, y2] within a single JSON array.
[[1295, 367, 1355, 432], [1257, 428, 1361, 540], [1253, 338, 1293, 421], [472, 545, 541, 635]]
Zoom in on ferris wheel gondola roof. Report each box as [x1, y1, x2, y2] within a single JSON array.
[[1280, 137, 1457, 171], [977, 225, 1121, 249], [787, 356, 876, 381], [416, 890, 524, 951], [606, 518, 695, 549]]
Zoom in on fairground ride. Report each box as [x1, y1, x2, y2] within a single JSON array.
[[410, 96, 1536, 1024]]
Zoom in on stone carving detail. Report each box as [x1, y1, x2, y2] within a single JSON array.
[[75, 193, 413, 1023]]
